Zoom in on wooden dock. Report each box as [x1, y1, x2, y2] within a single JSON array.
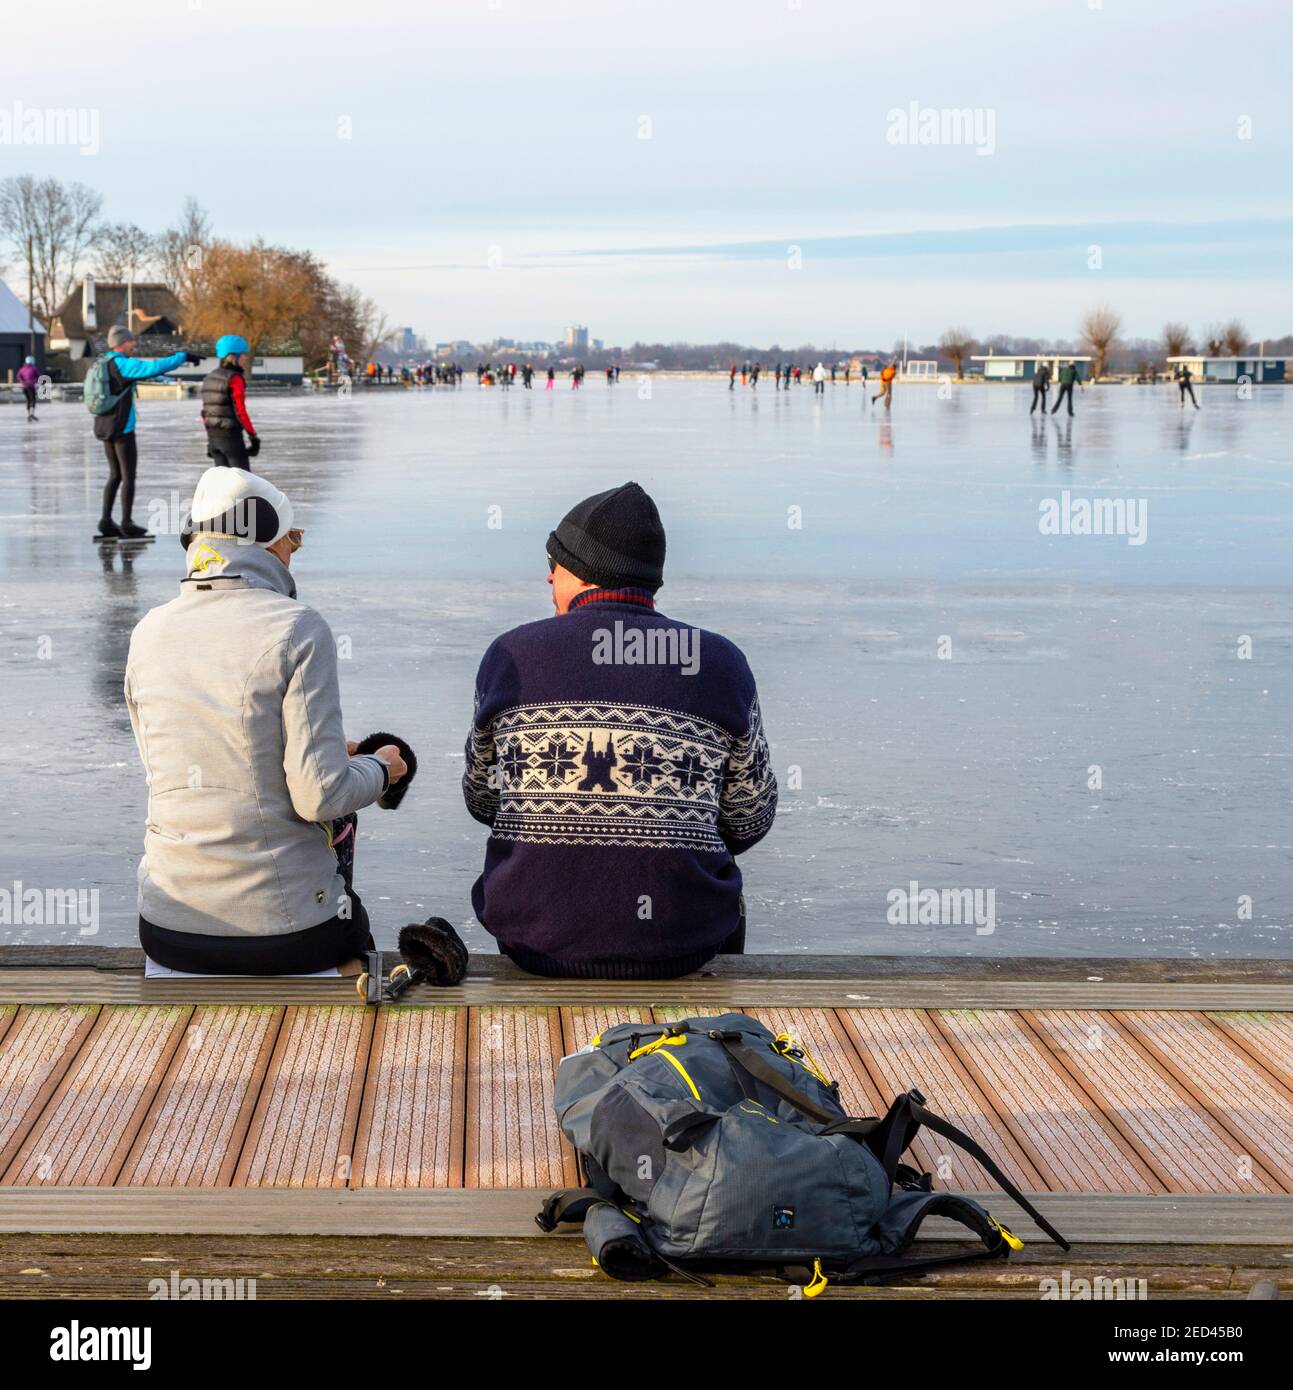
[[1, 950, 1291, 1299]]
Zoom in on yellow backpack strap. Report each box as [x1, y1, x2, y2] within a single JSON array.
[[991, 1219, 1025, 1252], [628, 1031, 688, 1060]]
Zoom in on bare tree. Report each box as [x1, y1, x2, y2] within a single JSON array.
[[1221, 319, 1249, 357], [96, 222, 157, 282], [0, 175, 103, 322], [1080, 305, 1121, 378], [1202, 323, 1225, 356], [1161, 322, 1192, 358], [338, 283, 390, 364], [938, 326, 975, 379], [155, 196, 213, 308]]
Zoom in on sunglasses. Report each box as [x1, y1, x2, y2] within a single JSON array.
[[288, 528, 305, 552]]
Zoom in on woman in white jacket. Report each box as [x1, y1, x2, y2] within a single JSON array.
[[125, 467, 407, 973]]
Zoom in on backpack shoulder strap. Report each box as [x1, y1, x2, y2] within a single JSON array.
[[712, 1033, 841, 1124], [534, 1187, 604, 1232], [822, 1090, 1070, 1252], [871, 1092, 1070, 1252], [800, 1192, 1019, 1287]]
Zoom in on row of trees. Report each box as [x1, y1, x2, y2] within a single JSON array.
[[623, 316, 1272, 378], [1161, 320, 1252, 359], [0, 175, 390, 367], [938, 310, 1259, 380]]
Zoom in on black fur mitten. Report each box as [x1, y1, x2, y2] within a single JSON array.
[[398, 918, 469, 987], [354, 732, 418, 809]]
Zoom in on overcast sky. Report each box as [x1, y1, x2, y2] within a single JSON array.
[[2, 0, 1288, 345]]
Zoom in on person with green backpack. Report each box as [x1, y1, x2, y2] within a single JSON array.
[[87, 324, 201, 540]]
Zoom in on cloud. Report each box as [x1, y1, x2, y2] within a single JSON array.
[[549, 220, 1293, 281]]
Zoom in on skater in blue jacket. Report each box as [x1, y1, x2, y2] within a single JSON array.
[[95, 324, 200, 539]]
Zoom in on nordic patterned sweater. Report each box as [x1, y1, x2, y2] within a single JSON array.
[[462, 588, 777, 978]]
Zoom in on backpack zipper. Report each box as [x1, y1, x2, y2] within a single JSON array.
[[628, 1033, 701, 1101]]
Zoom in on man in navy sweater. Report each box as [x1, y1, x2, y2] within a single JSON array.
[[463, 483, 777, 979]]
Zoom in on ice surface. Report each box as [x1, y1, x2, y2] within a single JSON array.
[[1, 378, 1290, 958]]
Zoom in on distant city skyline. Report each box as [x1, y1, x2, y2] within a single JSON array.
[[4, 0, 1289, 343]]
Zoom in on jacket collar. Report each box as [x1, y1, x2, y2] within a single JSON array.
[[182, 536, 297, 600], [568, 586, 656, 614]]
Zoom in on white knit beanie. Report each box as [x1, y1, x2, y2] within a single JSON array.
[[187, 467, 294, 547]]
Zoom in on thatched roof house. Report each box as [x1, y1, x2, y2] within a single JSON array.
[[49, 278, 185, 360]]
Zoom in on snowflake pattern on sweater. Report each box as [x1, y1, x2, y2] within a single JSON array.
[[464, 698, 775, 851]]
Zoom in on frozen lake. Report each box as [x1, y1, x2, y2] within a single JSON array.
[[2, 376, 1290, 958]]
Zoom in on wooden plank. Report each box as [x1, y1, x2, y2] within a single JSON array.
[[1, 1234, 1287, 1278], [932, 1009, 1161, 1194], [2, 1233, 1283, 1298], [351, 1007, 466, 1188], [560, 1006, 652, 1054], [465, 1007, 578, 1189], [0, 1277, 1251, 1301], [1116, 1010, 1293, 1192], [4, 1232, 1285, 1298], [233, 1006, 374, 1188], [6, 968, 1292, 1012], [0, 1004, 15, 1047], [117, 1006, 282, 1188], [11, 945, 1293, 985], [836, 1007, 1045, 1191], [651, 1003, 720, 1022], [1208, 1012, 1293, 1095], [1023, 1010, 1284, 1194], [0, 1187, 1289, 1243], [0, 1005, 100, 1177], [1, 1006, 189, 1186]]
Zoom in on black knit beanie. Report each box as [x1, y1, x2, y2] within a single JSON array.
[[546, 482, 666, 592]]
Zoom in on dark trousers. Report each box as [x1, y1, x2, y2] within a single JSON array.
[[1030, 385, 1048, 414], [140, 898, 371, 974], [101, 434, 139, 523], [138, 813, 374, 974], [1051, 382, 1075, 415], [22, 387, 37, 415], [206, 430, 250, 468], [1179, 381, 1198, 407], [718, 896, 747, 954]]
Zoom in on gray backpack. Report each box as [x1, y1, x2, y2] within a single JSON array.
[[84, 353, 127, 415], [538, 1013, 1068, 1294]]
